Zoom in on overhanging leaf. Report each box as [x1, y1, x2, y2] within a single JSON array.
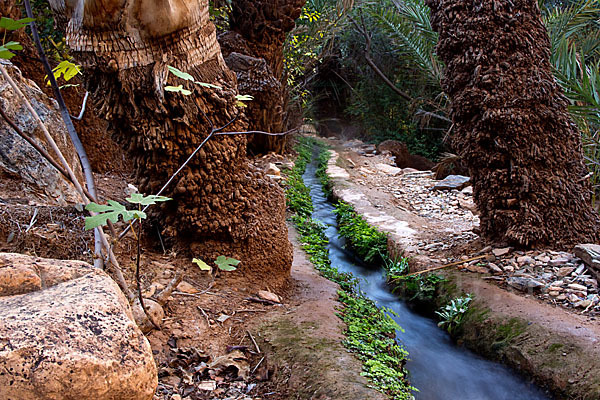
[[196, 81, 223, 89], [3, 41, 22, 51], [84, 200, 146, 230], [167, 65, 195, 81], [126, 193, 172, 206], [214, 256, 240, 271], [0, 17, 34, 31]]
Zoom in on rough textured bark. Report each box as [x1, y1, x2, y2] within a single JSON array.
[[219, 0, 305, 154], [426, 0, 600, 248], [49, 0, 292, 286]]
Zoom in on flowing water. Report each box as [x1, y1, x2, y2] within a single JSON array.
[[303, 156, 550, 400]]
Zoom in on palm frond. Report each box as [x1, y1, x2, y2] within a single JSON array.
[[367, 0, 442, 87]]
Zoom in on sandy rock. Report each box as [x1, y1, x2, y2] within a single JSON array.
[[0, 261, 41, 296], [258, 290, 281, 303], [487, 263, 503, 274], [375, 163, 403, 176], [492, 247, 511, 257], [177, 280, 199, 294], [0, 61, 83, 205], [516, 256, 535, 265], [557, 267, 575, 277], [132, 297, 165, 333], [266, 163, 280, 176], [461, 186, 473, 195], [0, 253, 157, 400]]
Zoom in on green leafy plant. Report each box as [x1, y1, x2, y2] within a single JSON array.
[[193, 256, 241, 273], [435, 294, 473, 335], [165, 65, 253, 107], [382, 253, 410, 278], [84, 194, 171, 230], [334, 200, 388, 264], [394, 273, 446, 302], [338, 290, 414, 399], [0, 17, 34, 60]]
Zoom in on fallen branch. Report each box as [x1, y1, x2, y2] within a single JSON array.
[[397, 254, 489, 278], [246, 330, 261, 354], [155, 271, 184, 306]]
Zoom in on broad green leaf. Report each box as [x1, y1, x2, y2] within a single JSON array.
[[165, 85, 192, 96], [84, 200, 146, 230], [0, 49, 15, 60], [192, 258, 212, 272], [167, 65, 195, 81], [214, 256, 240, 271], [196, 81, 222, 89], [3, 41, 22, 51], [0, 17, 34, 31], [126, 193, 171, 206]]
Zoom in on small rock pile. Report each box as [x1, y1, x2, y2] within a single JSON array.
[[459, 246, 600, 315], [390, 171, 479, 232]]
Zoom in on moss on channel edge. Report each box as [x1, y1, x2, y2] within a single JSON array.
[[282, 136, 414, 400]]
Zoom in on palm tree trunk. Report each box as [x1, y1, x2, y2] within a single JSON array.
[[49, 0, 292, 286], [426, 0, 600, 247], [221, 0, 306, 154]]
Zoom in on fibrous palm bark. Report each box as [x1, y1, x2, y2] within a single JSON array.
[[48, 0, 292, 285], [220, 0, 305, 154], [426, 0, 600, 247]]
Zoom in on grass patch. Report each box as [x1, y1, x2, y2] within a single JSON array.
[[282, 136, 414, 400], [333, 201, 388, 265]]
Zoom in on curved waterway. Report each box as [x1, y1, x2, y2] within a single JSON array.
[[302, 156, 550, 400]]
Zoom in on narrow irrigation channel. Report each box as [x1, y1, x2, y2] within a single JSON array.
[[302, 152, 551, 400]]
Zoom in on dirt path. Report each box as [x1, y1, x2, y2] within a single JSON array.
[[252, 224, 386, 400]]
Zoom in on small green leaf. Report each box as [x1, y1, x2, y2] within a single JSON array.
[[235, 94, 253, 108], [196, 81, 222, 89], [165, 85, 192, 96], [235, 94, 254, 101], [193, 258, 212, 272], [167, 65, 195, 81], [126, 193, 171, 206], [214, 255, 240, 271]]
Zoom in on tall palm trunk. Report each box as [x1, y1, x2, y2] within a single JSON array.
[[220, 0, 305, 154], [426, 0, 600, 247], [49, 0, 292, 285]]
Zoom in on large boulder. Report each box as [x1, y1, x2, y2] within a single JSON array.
[[0, 253, 157, 400], [376, 140, 434, 171], [0, 61, 82, 205]]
